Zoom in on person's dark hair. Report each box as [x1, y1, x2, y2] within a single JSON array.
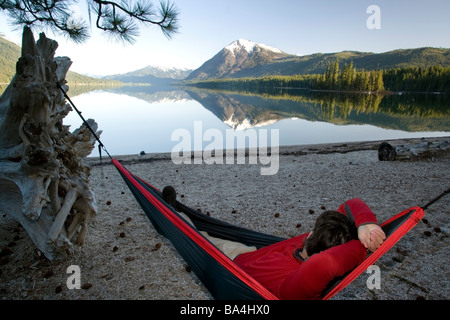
[[304, 211, 357, 256]]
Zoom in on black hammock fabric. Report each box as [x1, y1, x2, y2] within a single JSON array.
[[112, 158, 425, 300]]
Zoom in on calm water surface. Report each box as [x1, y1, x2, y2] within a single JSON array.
[[64, 87, 450, 157]]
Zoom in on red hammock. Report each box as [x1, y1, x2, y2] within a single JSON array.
[[112, 158, 425, 300]]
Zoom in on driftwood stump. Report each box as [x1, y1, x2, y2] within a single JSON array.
[[0, 27, 101, 260], [378, 140, 450, 161]]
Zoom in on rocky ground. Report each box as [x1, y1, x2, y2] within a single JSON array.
[[1, 137, 449, 300]]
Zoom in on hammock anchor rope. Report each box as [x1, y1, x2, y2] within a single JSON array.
[[58, 83, 112, 162], [421, 187, 450, 210]]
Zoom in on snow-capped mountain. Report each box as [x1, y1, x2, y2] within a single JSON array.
[[103, 65, 192, 84], [225, 39, 283, 56], [186, 39, 288, 80]]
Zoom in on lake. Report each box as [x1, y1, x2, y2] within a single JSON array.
[[64, 86, 450, 157]]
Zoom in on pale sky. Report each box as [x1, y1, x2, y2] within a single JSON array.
[[1, 0, 449, 76]]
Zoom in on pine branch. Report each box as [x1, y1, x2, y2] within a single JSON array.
[[0, 0, 180, 43], [89, 0, 179, 42]]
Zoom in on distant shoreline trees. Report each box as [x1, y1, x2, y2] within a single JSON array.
[[188, 59, 450, 94], [314, 59, 384, 92], [383, 66, 450, 93]]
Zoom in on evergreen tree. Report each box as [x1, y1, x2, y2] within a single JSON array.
[[376, 70, 384, 91], [332, 58, 340, 88]]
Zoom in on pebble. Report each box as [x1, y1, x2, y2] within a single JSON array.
[[81, 283, 92, 290], [43, 269, 54, 278], [152, 243, 162, 251]]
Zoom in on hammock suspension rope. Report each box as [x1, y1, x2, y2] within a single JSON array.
[[58, 83, 112, 161]]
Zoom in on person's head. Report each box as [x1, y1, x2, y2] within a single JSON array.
[[303, 211, 357, 257]]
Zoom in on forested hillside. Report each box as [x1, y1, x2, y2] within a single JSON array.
[[187, 42, 450, 80], [188, 59, 450, 93], [0, 36, 20, 85], [0, 35, 122, 94]]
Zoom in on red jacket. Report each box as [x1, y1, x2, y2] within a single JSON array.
[[233, 198, 378, 300]]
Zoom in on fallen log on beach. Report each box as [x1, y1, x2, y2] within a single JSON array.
[[378, 140, 450, 161]]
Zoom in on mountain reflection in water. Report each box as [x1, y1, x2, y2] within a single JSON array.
[[64, 86, 449, 157]]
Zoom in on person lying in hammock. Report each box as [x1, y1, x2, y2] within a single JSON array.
[[234, 198, 386, 299], [162, 187, 385, 300]]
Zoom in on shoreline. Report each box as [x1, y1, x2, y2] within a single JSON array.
[[88, 136, 450, 165], [1, 136, 449, 300]]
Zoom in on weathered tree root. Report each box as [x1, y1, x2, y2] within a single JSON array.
[[0, 27, 101, 260]]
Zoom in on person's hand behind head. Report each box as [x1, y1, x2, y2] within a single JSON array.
[[358, 224, 386, 252]]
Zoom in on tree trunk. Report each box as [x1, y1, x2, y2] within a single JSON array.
[[378, 140, 450, 161], [0, 27, 101, 260]]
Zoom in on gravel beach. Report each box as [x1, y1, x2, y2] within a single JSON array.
[[1, 137, 449, 300]]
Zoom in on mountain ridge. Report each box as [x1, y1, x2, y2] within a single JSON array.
[[102, 65, 192, 84], [186, 39, 289, 80], [2, 35, 450, 88], [186, 39, 450, 80]]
